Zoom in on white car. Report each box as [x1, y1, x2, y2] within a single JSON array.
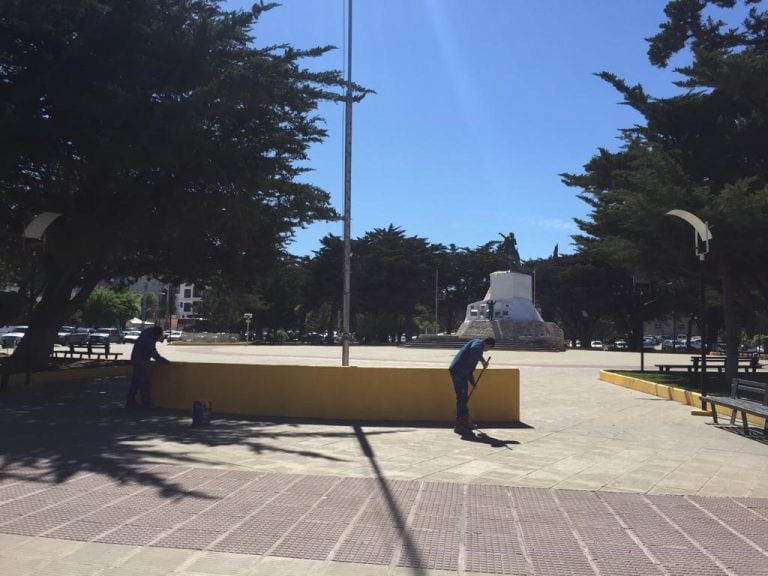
[[164, 330, 183, 342], [1, 326, 28, 348], [590, 340, 603, 349], [123, 330, 142, 343], [57, 325, 75, 344]]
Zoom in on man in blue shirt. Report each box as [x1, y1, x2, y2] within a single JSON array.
[[126, 325, 170, 409], [449, 337, 495, 434]]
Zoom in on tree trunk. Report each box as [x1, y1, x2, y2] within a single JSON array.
[[2, 269, 98, 385]]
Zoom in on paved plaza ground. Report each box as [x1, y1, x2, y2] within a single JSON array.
[[1, 345, 767, 575]]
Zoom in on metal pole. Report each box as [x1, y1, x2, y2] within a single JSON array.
[[165, 284, 171, 330], [640, 308, 645, 372], [699, 254, 707, 398], [434, 268, 438, 332], [341, 0, 353, 367]]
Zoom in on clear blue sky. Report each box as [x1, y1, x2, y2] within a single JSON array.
[[223, 0, 733, 261]]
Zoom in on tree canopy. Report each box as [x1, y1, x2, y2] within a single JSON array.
[[563, 0, 768, 376], [0, 0, 368, 369]]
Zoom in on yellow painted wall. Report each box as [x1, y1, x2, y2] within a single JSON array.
[[151, 363, 520, 423]]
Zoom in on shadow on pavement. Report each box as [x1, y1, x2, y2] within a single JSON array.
[[353, 425, 426, 576], [715, 424, 768, 445], [0, 377, 398, 499], [459, 430, 519, 448]]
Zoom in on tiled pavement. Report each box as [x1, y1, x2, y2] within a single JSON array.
[[3, 463, 768, 575], [1, 346, 768, 575]]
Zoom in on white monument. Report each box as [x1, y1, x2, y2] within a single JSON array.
[[456, 270, 564, 350]]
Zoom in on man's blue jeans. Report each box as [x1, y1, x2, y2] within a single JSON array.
[[127, 362, 152, 407], [449, 369, 471, 418]]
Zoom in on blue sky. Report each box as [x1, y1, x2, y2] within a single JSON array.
[[223, 1, 728, 260]]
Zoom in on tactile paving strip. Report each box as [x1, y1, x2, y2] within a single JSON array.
[[1, 464, 768, 575]]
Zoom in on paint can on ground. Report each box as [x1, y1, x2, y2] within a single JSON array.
[[192, 400, 212, 425]]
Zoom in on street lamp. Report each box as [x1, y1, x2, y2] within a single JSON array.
[[666, 209, 712, 401], [243, 313, 252, 342], [13, 212, 63, 389]]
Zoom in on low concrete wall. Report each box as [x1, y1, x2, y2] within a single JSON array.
[[151, 363, 520, 423]]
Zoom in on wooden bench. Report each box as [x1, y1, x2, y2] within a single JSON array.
[[690, 356, 761, 372], [655, 363, 730, 373], [655, 362, 762, 373], [655, 364, 698, 373], [51, 346, 123, 360], [700, 378, 768, 436]]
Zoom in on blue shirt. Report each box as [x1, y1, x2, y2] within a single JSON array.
[[449, 339, 485, 375], [130, 328, 168, 364]]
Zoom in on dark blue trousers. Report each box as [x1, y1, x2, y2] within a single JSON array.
[[127, 362, 152, 407], [449, 369, 471, 418]]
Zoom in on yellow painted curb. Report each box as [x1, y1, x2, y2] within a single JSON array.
[[600, 370, 766, 427]]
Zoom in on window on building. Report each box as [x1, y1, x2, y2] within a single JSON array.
[[184, 288, 192, 299], [183, 302, 192, 312]]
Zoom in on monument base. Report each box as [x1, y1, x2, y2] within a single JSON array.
[[456, 319, 565, 351]]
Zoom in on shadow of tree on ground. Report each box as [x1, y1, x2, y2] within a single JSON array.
[[0, 377, 403, 499]]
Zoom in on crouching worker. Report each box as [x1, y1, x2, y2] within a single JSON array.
[[448, 337, 495, 434], [126, 325, 170, 409]]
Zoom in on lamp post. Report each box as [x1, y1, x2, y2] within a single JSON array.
[[341, 0, 353, 367], [163, 284, 172, 330], [666, 209, 712, 401], [243, 313, 252, 342], [434, 268, 439, 332], [14, 212, 62, 389], [633, 275, 653, 372]]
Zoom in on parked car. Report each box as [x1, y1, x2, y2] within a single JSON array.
[[689, 336, 702, 351], [87, 328, 112, 346], [94, 328, 124, 343], [64, 328, 93, 346], [661, 339, 678, 351], [57, 326, 75, 344], [164, 330, 183, 342], [590, 340, 603, 349], [1, 326, 27, 348], [123, 330, 141, 344], [613, 339, 628, 350]]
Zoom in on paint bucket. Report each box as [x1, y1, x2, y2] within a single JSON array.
[[192, 400, 212, 425]]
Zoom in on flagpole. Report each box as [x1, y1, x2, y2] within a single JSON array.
[[341, 0, 353, 366]]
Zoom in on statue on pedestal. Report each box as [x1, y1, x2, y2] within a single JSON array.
[[498, 232, 520, 271]]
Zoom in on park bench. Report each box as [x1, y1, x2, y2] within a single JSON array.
[[51, 343, 123, 361], [700, 378, 768, 436], [655, 363, 732, 373], [655, 359, 762, 373], [690, 356, 762, 372]]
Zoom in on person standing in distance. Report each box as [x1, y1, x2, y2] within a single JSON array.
[[449, 337, 495, 434], [126, 325, 170, 409]]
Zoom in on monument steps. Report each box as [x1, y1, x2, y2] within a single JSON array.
[[402, 335, 564, 352]]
